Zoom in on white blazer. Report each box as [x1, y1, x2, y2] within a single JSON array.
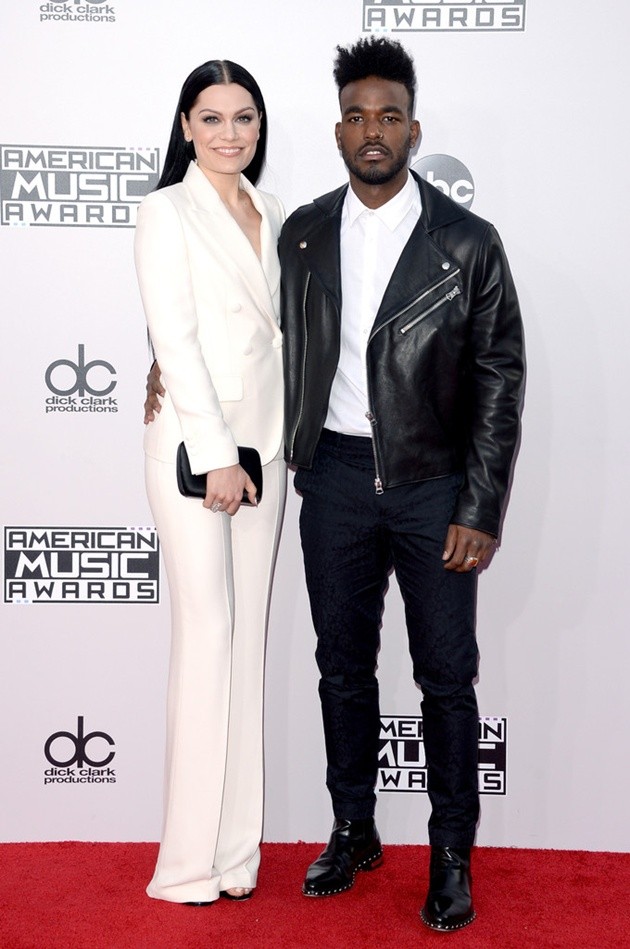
[[135, 161, 285, 473]]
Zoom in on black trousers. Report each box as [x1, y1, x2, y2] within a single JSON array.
[[294, 430, 480, 848]]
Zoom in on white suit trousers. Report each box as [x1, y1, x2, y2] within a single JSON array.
[[145, 454, 286, 903]]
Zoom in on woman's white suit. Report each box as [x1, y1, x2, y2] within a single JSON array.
[[134, 161, 286, 903]]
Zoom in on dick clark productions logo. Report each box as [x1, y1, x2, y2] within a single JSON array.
[[44, 716, 116, 786], [45, 344, 118, 414], [39, 1, 116, 25]]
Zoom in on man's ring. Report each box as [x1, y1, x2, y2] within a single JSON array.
[[211, 502, 222, 513], [465, 556, 479, 567]]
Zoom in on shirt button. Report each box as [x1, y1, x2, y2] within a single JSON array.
[[271, 337, 283, 349], [242, 344, 253, 356], [231, 302, 242, 312]]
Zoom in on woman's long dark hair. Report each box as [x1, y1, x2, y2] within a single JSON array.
[[156, 60, 268, 190]]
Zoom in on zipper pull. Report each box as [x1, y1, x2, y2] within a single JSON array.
[[365, 412, 385, 495]]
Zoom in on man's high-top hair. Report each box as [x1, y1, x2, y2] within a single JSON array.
[[333, 36, 417, 116]]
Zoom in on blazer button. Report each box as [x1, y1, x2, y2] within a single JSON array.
[[441, 262, 450, 270]]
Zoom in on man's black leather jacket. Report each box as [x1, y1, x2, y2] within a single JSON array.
[[278, 172, 525, 537]]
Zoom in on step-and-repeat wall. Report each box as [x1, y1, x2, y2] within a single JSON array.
[[2, 1, 628, 852]]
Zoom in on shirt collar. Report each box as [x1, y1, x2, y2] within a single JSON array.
[[343, 171, 421, 230]]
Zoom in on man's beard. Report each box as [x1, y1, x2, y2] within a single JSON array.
[[341, 141, 411, 186]]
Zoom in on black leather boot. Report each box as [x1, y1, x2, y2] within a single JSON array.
[[302, 818, 383, 897], [420, 846, 475, 931]]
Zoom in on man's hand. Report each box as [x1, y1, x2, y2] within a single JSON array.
[[144, 360, 164, 424], [203, 464, 258, 516], [442, 524, 496, 572]]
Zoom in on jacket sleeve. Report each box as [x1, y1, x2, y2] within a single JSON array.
[[452, 225, 525, 536], [134, 191, 239, 474]]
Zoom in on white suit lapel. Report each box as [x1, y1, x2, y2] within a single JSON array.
[[239, 175, 281, 304], [183, 162, 280, 327]]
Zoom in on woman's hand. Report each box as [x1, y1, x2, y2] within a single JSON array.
[[204, 464, 258, 516]]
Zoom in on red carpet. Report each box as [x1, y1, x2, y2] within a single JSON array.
[[0, 842, 628, 948]]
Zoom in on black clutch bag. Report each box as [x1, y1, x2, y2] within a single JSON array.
[[176, 443, 263, 505]]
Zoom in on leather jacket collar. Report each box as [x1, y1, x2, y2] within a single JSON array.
[[311, 169, 466, 232]]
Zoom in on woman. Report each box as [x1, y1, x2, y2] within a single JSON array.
[[134, 60, 286, 905]]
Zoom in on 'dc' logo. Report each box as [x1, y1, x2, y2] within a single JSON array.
[[413, 154, 475, 209], [44, 716, 115, 768], [45, 344, 117, 397]]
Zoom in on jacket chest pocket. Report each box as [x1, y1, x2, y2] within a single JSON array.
[[399, 270, 462, 336]]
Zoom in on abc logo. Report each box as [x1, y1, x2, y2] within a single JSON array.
[[45, 344, 116, 397], [413, 154, 475, 209], [44, 716, 115, 768]]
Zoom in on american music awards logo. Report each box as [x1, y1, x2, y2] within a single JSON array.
[[4, 527, 160, 604], [378, 716, 507, 794], [363, 0, 526, 32], [38, 1, 117, 24], [44, 717, 116, 786], [0, 145, 158, 226]]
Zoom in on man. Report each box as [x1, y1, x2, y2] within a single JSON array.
[[278, 36, 524, 931], [146, 35, 524, 931]]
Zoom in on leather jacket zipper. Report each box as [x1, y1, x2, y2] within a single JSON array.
[[362, 269, 460, 493], [400, 283, 461, 335], [365, 411, 384, 494], [368, 268, 460, 339], [289, 273, 310, 462]]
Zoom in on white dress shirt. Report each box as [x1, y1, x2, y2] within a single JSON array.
[[324, 172, 422, 436]]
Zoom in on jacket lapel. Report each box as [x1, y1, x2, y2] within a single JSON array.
[[241, 176, 281, 322], [293, 173, 466, 329], [372, 172, 465, 331], [297, 185, 347, 311], [183, 162, 279, 328]]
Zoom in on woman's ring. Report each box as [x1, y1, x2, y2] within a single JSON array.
[[211, 502, 222, 513], [465, 555, 479, 567]]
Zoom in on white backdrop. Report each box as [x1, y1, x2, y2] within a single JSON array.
[[1, 0, 629, 853]]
